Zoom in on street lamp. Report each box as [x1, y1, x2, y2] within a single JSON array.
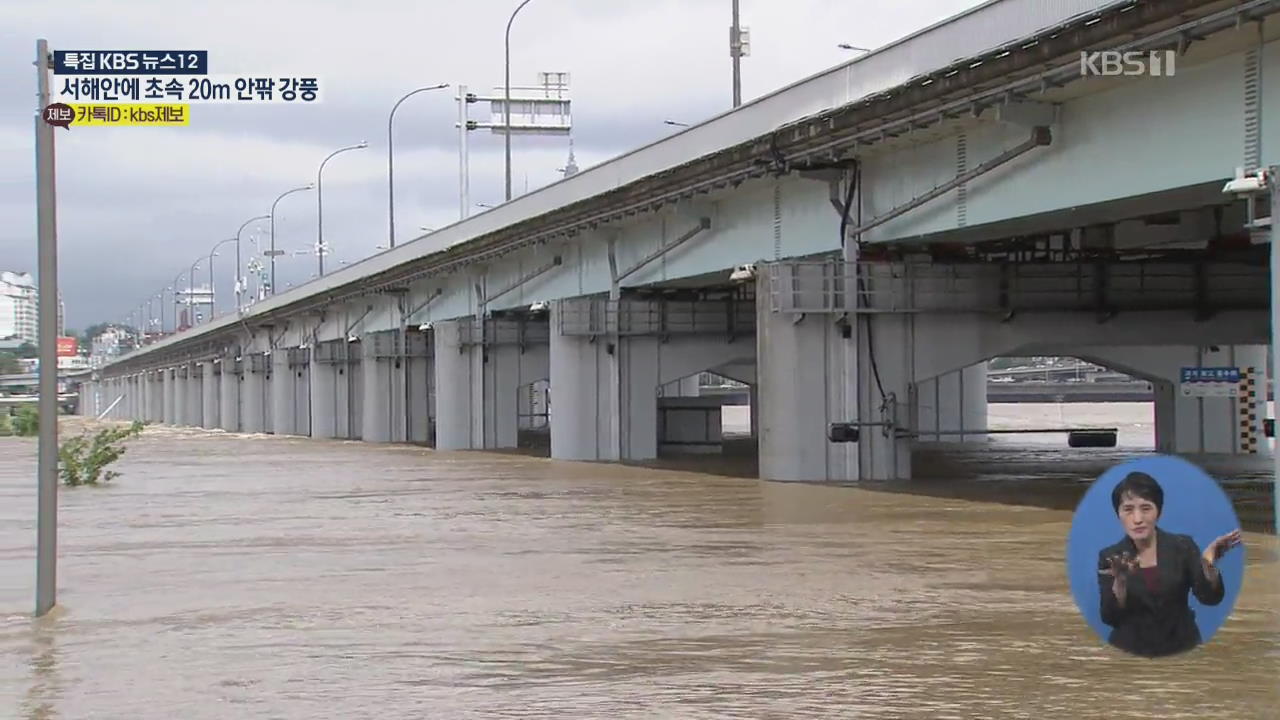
[[270, 186, 312, 295], [388, 83, 449, 250], [317, 142, 368, 277], [505, 0, 538, 201], [188, 257, 203, 325], [838, 43, 871, 52], [167, 270, 185, 332], [663, 120, 690, 127], [208, 237, 240, 318], [235, 214, 269, 307]]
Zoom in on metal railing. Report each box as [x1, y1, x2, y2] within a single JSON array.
[[557, 297, 755, 337], [764, 260, 1269, 315], [457, 317, 551, 347]]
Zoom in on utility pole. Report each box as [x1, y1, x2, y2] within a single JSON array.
[[34, 38, 59, 617], [731, 0, 742, 107]]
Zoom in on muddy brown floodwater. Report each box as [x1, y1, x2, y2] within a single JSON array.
[[2, 418, 1277, 719]]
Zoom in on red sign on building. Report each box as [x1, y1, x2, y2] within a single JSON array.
[[56, 336, 78, 357]]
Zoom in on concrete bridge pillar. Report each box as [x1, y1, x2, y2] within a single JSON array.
[[484, 337, 549, 450], [309, 346, 338, 439], [432, 318, 550, 451], [271, 350, 297, 436], [361, 332, 401, 443], [120, 377, 130, 419], [200, 361, 219, 429], [915, 363, 989, 442], [548, 328, 653, 461], [241, 354, 266, 433], [173, 366, 189, 427], [548, 299, 748, 462], [406, 330, 433, 445], [162, 368, 174, 424], [1075, 344, 1270, 455], [150, 371, 164, 423], [124, 376, 134, 419], [186, 363, 203, 427], [219, 359, 240, 432], [433, 319, 478, 450], [127, 376, 137, 419], [137, 375, 148, 422], [755, 287, 913, 482]]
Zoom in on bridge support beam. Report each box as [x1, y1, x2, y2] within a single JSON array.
[[149, 371, 161, 423], [187, 363, 203, 427], [309, 347, 338, 439], [916, 363, 988, 442], [484, 338, 549, 450], [756, 299, 912, 482], [548, 327, 654, 461], [200, 361, 218, 429], [361, 332, 400, 443], [161, 368, 174, 424], [1071, 344, 1270, 455], [219, 360, 239, 432], [136, 375, 147, 422], [174, 366, 189, 427], [241, 355, 266, 434], [406, 330, 433, 445], [548, 299, 749, 462], [433, 320, 478, 450], [271, 351, 297, 436]]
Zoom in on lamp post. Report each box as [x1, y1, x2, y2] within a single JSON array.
[[169, 270, 185, 332], [388, 84, 448, 250], [505, 0, 538, 201], [208, 237, 240, 318], [235, 214, 269, 308], [838, 43, 871, 52], [270, 186, 312, 295], [188, 257, 203, 326], [317, 142, 368, 277]]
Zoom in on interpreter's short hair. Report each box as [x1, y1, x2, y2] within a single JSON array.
[[1111, 471, 1164, 515]]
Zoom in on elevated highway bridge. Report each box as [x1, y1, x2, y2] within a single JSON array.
[[93, 0, 1279, 481]]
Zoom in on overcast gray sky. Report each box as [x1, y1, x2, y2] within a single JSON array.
[[1, 0, 983, 331]]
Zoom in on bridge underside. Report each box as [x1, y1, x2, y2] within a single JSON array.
[[85, 184, 1271, 481]]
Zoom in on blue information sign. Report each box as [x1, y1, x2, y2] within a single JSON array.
[[1179, 366, 1240, 397]]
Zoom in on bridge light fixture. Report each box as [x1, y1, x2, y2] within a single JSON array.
[[729, 263, 757, 282], [1223, 168, 1267, 195], [418, 322, 433, 331]]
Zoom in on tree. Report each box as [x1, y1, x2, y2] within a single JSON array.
[[15, 343, 37, 359], [0, 352, 20, 375]]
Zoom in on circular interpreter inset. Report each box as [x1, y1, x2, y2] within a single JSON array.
[[1066, 455, 1245, 658]]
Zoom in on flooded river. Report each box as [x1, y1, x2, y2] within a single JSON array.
[[2, 408, 1277, 718]]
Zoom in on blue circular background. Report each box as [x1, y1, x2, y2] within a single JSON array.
[[1066, 455, 1246, 649]]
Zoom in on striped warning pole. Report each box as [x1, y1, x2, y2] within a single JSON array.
[[1238, 367, 1260, 454]]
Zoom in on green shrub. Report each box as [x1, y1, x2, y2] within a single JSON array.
[[58, 420, 144, 487], [13, 406, 38, 436], [0, 413, 11, 437]]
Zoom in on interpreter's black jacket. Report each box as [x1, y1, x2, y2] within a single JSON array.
[[1097, 528, 1225, 657]]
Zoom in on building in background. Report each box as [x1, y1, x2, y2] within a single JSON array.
[[89, 326, 131, 369], [0, 271, 37, 344], [0, 271, 63, 345]]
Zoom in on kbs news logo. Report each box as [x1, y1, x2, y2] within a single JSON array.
[[1079, 50, 1176, 77]]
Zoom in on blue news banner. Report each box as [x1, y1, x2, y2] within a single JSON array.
[[52, 50, 208, 75]]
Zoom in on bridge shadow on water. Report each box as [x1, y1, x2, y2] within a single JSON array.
[[643, 437, 1275, 534]]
